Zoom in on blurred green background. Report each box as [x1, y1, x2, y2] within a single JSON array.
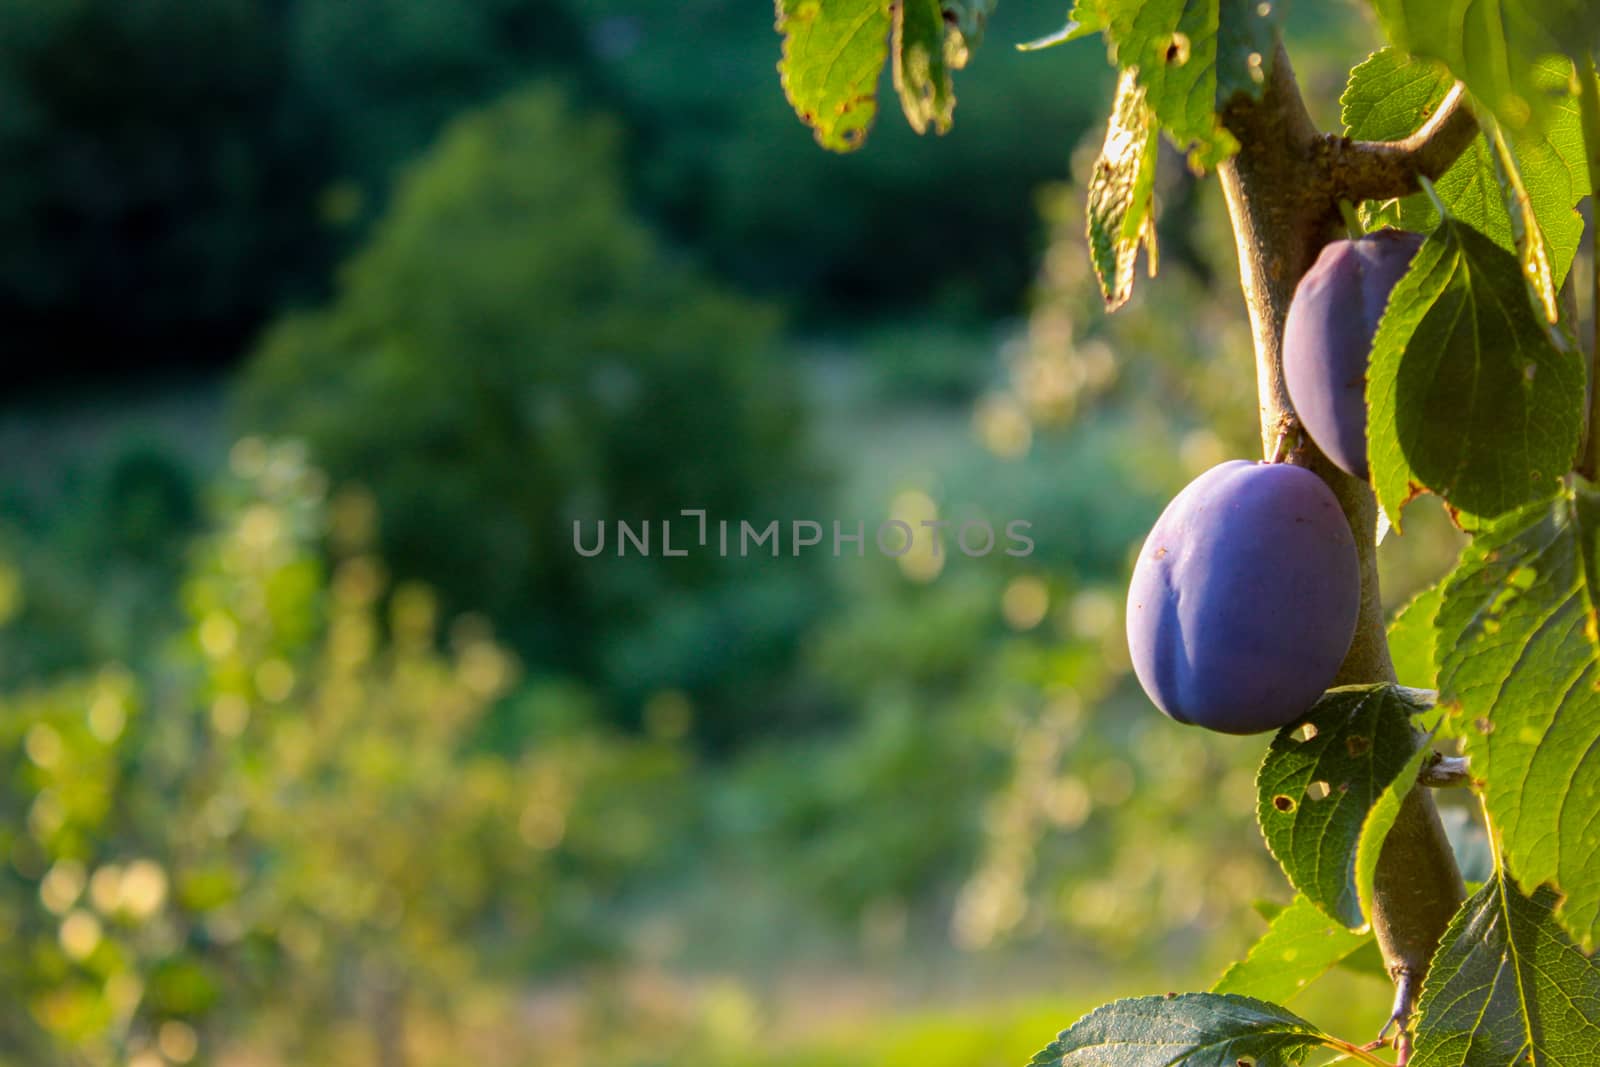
[[0, 2, 1479, 1065]]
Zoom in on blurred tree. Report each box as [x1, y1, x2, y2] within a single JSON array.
[[0, 440, 690, 1066], [234, 88, 827, 749]]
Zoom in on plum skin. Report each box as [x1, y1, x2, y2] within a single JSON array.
[[1283, 229, 1423, 480], [1126, 461, 1360, 735]]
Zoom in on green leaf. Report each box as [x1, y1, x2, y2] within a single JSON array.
[[1019, 3, 1102, 52], [894, 0, 957, 135], [1370, 0, 1600, 132], [1082, 0, 1278, 167], [776, 0, 893, 152], [1488, 119, 1561, 326], [1366, 214, 1585, 527], [1352, 721, 1437, 931], [1212, 895, 1377, 1003], [1433, 488, 1600, 950], [1213, 0, 1276, 107], [941, 0, 995, 51], [1387, 580, 1444, 690], [1028, 993, 1334, 1067], [1342, 49, 1590, 289], [1256, 685, 1426, 928], [1410, 873, 1600, 1066], [1086, 69, 1161, 310]]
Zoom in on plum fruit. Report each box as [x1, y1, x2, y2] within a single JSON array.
[[1126, 460, 1360, 734], [1283, 229, 1423, 480]]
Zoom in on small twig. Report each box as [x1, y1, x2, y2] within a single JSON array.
[[1269, 428, 1291, 464], [1325, 83, 1479, 204], [1326, 1035, 1400, 1067], [1420, 754, 1471, 788]]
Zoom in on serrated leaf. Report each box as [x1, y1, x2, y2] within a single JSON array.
[[1488, 120, 1561, 326], [1410, 873, 1600, 1066], [1433, 488, 1600, 951], [1342, 49, 1590, 289], [1352, 722, 1437, 931], [1086, 69, 1161, 310], [1083, 0, 1277, 167], [1366, 214, 1585, 527], [1256, 685, 1426, 928], [1028, 993, 1333, 1067], [776, 0, 893, 152], [1370, 0, 1600, 133], [1388, 580, 1444, 690], [1212, 895, 1377, 1002], [895, 0, 957, 135]]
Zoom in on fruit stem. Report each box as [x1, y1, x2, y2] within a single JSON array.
[[1339, 200, 1364, 241]]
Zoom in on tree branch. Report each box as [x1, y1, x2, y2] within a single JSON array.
[[1217, 43, 1466, 1065], [1324, 83, 1479, 204]]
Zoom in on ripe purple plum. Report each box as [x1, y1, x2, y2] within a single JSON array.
[[1126, 461, 1360, 734], [1283, 229, 1423, 480]]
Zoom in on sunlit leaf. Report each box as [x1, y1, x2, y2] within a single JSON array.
[[1256, 684, 1427, 928], [1432, 489, 1600, 950], [776, 0, 894, 152], [941, 0, 995, 52], [1410, 873, 1600, 1066], [1212, 895, 1378, 1002], [1086, 69, 1161, 310], [1387, 580, 1444, 690], [1351, 721, 1437, 931], [895, 0, 957, 135], [1488, 121, 1560, 325], [1077, 0, 1278, 167], [1370, 0, 1600, 132], [1366, 214, 1585, 527], [1342, 49, 1590, 290], [1028, 993, 1336, 1067]]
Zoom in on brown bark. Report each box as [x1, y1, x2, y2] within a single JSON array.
[[1216, 41, 1469, 1061]]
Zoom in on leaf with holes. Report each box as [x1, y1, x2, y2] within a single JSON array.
[[1212, 895, 1380, 1003], [1342, 49, 1590, 291], [1388, 580, 1444, 691], [1366, 213, 1585, 528], [1027, 993, 1345, 1067], [1087, 69, 1161, 310], [776, 0, 893, 152], [1078, 0, 1279, 167], [1256, 685, 1426, 928], [1369, 0, 1600, 132], [1433, 488, 1600, 951], [1409, 873, 1600, 1066], [894, 0, 957, 136]]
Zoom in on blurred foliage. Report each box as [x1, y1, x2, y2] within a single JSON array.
[[0, 441, 689, 1066], [0, 0, 594, 380], [234, 88, 826, 749], [0, 443, 203, 689], [1, 0, 1109, 387]]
